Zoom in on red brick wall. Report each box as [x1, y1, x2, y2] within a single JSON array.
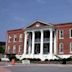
[[6, 22, 72, 56], [6, 29, 24, 55], [55, 23, 72, 55]]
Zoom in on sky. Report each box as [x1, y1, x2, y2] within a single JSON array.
[[0, 0, 72, 41]]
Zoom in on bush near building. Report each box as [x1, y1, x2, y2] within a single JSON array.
[[0, 46, 5, 54], [0, 46, 5, 61], [24, 58, 72, 64]]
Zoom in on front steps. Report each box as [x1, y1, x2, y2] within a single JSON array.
[[16, 54, 59, 61]]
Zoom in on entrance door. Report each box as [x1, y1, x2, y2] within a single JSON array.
[[34, 44, 40, 54]]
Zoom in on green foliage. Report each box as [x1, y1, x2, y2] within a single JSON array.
[[0, 46, 5, 54], [7, 54, 19, 61]]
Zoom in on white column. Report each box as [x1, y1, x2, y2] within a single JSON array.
[[50, 29, 53, 54], [28, 37, 31, 54], [28, 44, 31, 54], [54, 30, 58, 55], [32, 31, 35, 55], [40, 30, 43, 54], [24, 31, 27, 54]]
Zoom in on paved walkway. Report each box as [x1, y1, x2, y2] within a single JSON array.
[[0, 67, 11, 72], [0, 62, 11, 72], [1, 62, 72, 72], [1, 62, 72, 67], [15, 63, 72, 66]]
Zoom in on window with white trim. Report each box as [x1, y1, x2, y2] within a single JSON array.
[[13, 35, 17, 42], [69, 29, 72, 38], [70, 42, 72, 53], [59, 30, 64, 39], [19, 34, 23, 42], [8, 36, 12, 43], [18, 45, 22, 54], [59, 43, 64, 54], [8, 46, 10, 53], [13, 45, 16, 54]]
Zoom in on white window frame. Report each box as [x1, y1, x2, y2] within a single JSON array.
[[13, 45, 16, 54], [69, 29, 72, 38], [59, 30, 64, 39], [8, 36, 12, 43], [19, 34, 23, 42], [19, 45, 22, 53], [8, 46, 10, 53], [70, 42, 72, 53], [13, 35, 17, 42], [59, 43, 64, 54]]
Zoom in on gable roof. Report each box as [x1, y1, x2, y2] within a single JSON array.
[[26, 21, 54, 30]]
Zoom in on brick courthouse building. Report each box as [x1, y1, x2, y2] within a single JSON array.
[[5, 21, 72, 61]]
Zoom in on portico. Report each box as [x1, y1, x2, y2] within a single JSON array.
[[7, 21, 72, 61], [21, 28, 55, 61], [18, 21, 58, 61]]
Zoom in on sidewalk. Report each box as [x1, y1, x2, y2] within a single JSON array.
[[10, 63, 72, 67], [1, 62, 72, 67], [0, 67, 11, 72]]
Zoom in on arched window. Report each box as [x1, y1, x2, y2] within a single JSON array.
[[19, 34, 23, 42], [13, 45, 16, 54], [18, 45, 22, 54], [59, 43, 64, 54], [69, 29, 72, 38], [8, 45, 11, 53], [59, 30, 64, 39], [13, 35, 17, 42], [8, 36, 12, 43], [70, 42, 72, 53]]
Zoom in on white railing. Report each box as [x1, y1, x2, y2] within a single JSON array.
[[35, 38, 41, 42], [44, 38, 50, 42], [35, 38, 54, 42]]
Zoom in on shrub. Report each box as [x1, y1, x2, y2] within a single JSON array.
[[45, 59, 48, 61], [7, 54, 19, 61], [0, 46, 5, 54]]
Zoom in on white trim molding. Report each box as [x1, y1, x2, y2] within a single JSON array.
[[70, 42, 72, 53], [59, 30, 64, 39], [59, 42, 64, 54], [69, 29, 72, 38]]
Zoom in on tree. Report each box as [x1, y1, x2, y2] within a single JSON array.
[[0, 46, 5, 54]]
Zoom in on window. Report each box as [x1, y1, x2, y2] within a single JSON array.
[[43, 30, 50, 42], [59, 43, 64, 54], [8, 36, 12, 43], [19, 34, 23, 42], [43, 43, 49, 54], [13, 35, 17, 42], [34, 44, 40, 54], [35, 31, 41, 42], [69, 29, 72, 38], [19, 45, 22, 54], [8, 46, 11, 53], [13, 45, 16, 54], [59, 30, 64, 39], [70, 42, 72, 53]]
